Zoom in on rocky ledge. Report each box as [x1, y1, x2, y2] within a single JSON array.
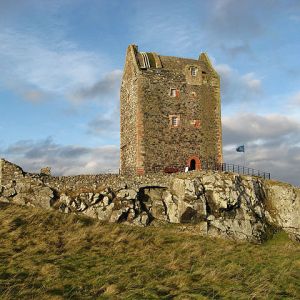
[[0, 159, 299, 243]]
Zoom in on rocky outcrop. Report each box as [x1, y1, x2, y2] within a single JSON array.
[[264, 181, 300, 241], [0, 159, 299, 243]]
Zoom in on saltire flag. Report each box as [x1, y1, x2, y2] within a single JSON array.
[[236, 145, 245, 152]]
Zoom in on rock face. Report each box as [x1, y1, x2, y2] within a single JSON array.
[[264, 182, 300, 241], [0, 159, 299, 243]]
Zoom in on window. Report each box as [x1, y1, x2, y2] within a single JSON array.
[[191, 91, 197, 97], [170, 88, 176, 97], [170, 88, 179, 97], [202, 71, 208, 83], [172, 116, 178, 126], [169, 115, 180, 127], [191, 67, 197, 76]]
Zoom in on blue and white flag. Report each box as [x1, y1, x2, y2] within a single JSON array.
[[236, 145, 245, 152]]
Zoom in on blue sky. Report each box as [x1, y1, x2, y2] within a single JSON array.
[[1, 0, 300, 185]]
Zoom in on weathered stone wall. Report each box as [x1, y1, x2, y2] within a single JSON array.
[[0, 159, 2, 186], [0, 158, 24, 186], [0, 159, 299, 243], [120, 45, 223, 175], [0, 159, 54, 208], [120, 45, 140, 175]]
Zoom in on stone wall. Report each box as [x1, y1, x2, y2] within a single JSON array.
[[0, 158, 299, 243], [120, 45, 223, 175], [120, 45, 140, 175], [0, 158, 24, 186]]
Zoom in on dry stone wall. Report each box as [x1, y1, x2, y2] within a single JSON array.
[[0, 158, 299, 243]]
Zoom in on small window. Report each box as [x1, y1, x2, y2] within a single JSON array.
[[169, 115, 180, 127], [202, 71, 208, 83], [172, 116, 178, 126], [170, 88, 180, 97], [191, 67, 197, 76], [191, 91, 197, 97], [170, 88, 176, 97]]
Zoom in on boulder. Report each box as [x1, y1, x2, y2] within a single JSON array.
[[264, 181, 300, 241], [116, 189, 137, 200], [96, 203, 115, 221], [171, 178, 206, 223]]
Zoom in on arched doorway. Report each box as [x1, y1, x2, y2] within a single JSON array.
[[190, 159, 196, 170], [187, 156, 201, 171]]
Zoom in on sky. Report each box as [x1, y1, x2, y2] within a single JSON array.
[[0, 0, 300, 185]]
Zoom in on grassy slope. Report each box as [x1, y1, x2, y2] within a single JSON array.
[[0, 203, 299, 300]]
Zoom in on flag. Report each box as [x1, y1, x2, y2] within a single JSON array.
[[236, 145, 245, 152]]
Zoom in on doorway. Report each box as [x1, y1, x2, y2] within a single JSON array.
[[187, 156, 201, 171], [190, 159, 196, 170]]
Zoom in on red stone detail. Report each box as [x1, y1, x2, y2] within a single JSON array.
[[187, 156, 201, 170], [194, 120, 201, 128], [136, 104, 144, 174], [136, 168, 145, 175]]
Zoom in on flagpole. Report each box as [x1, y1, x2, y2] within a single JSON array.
[[241, 152, 245, 166]]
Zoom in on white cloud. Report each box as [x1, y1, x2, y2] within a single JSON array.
[[0, 29, 110, 101], [70, 69, 122, 104], [223, 113, 300, 145], [130, 2, 204, 55], [2, 137, 120, 175], [214, 63, 262, 104], [222, 112, 300, 185], [241, 73, 262, 91]]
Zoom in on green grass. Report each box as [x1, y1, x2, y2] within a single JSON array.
[[0, 202, 299, 299]]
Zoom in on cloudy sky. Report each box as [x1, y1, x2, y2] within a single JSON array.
[[0, 0, 300, 185]]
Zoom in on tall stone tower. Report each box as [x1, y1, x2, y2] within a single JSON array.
[[120, 45, 222, 175]]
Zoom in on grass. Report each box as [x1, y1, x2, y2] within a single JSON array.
[[0, 202, 299, 299]]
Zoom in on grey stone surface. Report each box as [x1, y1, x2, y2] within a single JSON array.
[[0, 158, 299, 243]]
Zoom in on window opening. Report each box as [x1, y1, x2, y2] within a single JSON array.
[[140, 52, 151, 68], [172, 116, 179, 126], [170, 88, 177, 97], [191, 67, 197, 76], [169, 115, 180, 127]]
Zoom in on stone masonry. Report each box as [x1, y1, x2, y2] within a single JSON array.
[[120, 45, 223, 175], [1, 158, 299, 243]]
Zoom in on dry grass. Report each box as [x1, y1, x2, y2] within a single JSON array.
[[0, 202, 299, 299]]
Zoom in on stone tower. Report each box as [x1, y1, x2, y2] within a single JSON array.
[[120, 45, 222, 175]]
